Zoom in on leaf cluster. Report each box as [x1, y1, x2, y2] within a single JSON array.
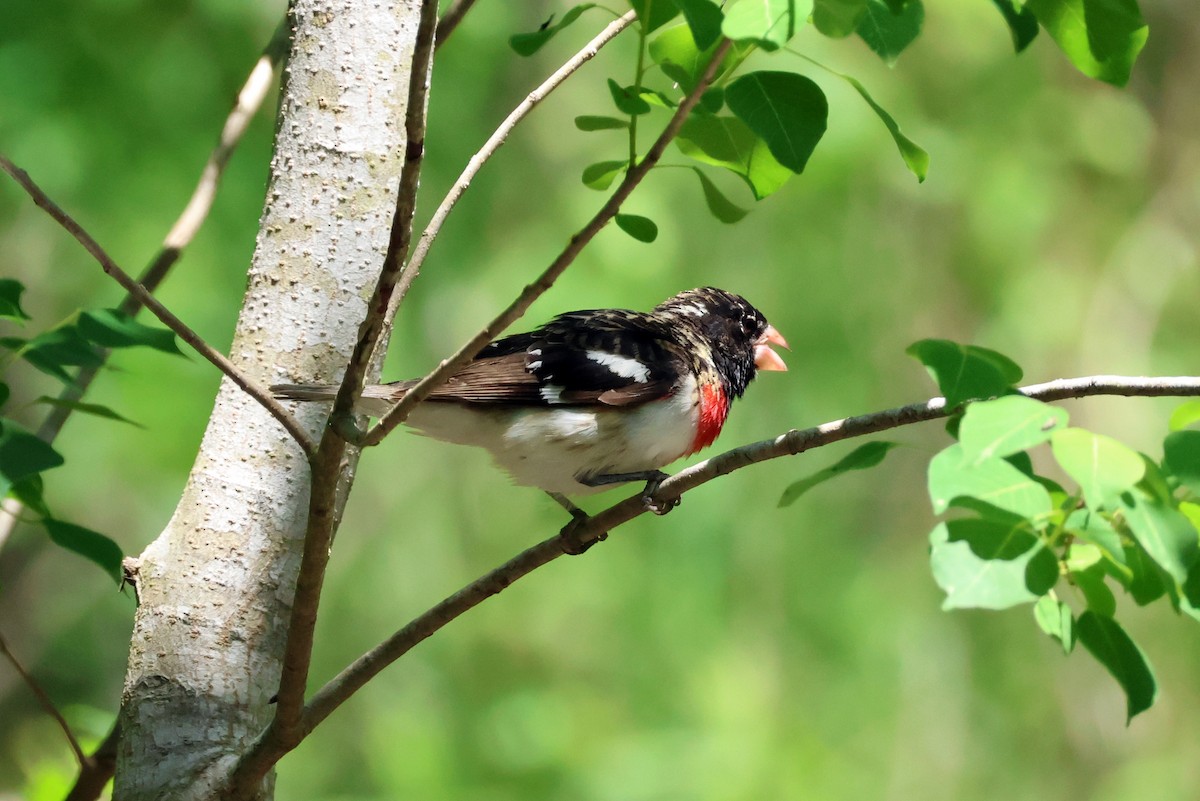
[[911, 339, 1200, 722], [0, 278, 182, 583]]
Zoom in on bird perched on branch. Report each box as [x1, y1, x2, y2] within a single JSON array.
[[272, 287, 786, 513]]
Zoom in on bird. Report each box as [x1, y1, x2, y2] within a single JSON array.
[[272, 287, 786, 515]]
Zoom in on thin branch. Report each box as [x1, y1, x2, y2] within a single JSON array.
[[64, 721, 120, 801], [300, 374, 1200, 724], [387, 11, 636, 329], [328, 0, 438, 437], [0, 155, 316, 458], [364, 37, 735, 447], [0, 628, 87, 765], [0, 19, 288, 550], [434, 0, 478, 47]]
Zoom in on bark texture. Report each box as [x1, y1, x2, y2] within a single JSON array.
[[114, 3, 420, 798]]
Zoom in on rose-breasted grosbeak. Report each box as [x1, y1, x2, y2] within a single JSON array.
[[272, 287, 786, 510]]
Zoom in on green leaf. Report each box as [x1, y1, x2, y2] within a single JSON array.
[[0, 381, 8, 409], [778, 441, 897, 507], [650, 23, 721, 94], [990, 0, 1040, 52], [691, 168, 749, 223], [1169, 400, 1200, 432], [928, 444, 1052, 519], [1050, 428, 1144, 509], [1034, 594, 1075, 654], [1072, 564, 1117, 616], [582, 160, 628, 190], [1024, 0, 1147, 87], [22, 326, 105, 368], [510, 5, 598, 56], [607, 79, 653, 116], [1124, 543, 1166, 605], [615, 214, 658, 242], [628, 0, 681, 32], [676, 114, 793, 199], [906, 339, 1022, 409], [10, 474, 50, 517], [674, 0, 725, 49], [1065, 509, 1126, 566], [0, 278, 31, 321], [44, 519, 123, 584], [929, 520, 1058, 610], [0, 419, 64, 499], [725, 71, 827, 174], [33, 396, 144, 428], [1163, 430, 1200, 496], [1118, 493, 1199, 585], [721, 0, 807, 51], [828, 68, 928, 182], [699, 87, 726, 113], [813, 0, 869, 37], [78, 309, 183, 355], [1076, 611, 1157, 721], [959, 395, 1069, 465], [575, 115, 630, 131], [856, 0, 924, 66]]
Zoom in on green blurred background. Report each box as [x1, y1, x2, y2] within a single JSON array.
[[1, 1, 1198, 799]]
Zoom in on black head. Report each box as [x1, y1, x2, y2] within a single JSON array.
[[656, 287, 787, 398]]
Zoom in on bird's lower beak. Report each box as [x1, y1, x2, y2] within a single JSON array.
[[754, 325, 789, 372]]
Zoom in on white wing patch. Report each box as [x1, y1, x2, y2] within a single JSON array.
[[540, 384, 566, 404], [585, 350, 651, 383]]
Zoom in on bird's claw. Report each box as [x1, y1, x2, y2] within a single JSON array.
[[559, 512, 606, 555], [640, 472, 680, 515]]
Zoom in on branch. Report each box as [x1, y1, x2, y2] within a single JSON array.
[[0, 628, 86, 765], [386, 11, 637, 332], [0, 155, 315, 458], [364, 36, 735, 446], [64, 721, 120, 801], [328, 0, 438, 437], [299, 374, 1200, 724], [0, 19, 288, 551], [434, 0, 478, 47]]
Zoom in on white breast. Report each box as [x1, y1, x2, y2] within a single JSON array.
[[404, 376, 700, 495]]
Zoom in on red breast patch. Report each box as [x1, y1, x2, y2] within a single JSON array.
[[689, 383, 729, 455]]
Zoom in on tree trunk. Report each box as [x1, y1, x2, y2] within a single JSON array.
[[113, 2, 421, 798]]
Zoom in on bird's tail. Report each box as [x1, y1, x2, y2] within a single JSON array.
[[271, 382, 411, 417]]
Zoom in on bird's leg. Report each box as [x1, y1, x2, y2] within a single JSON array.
[[548, 492, 605, 555], [577, 470, 681, 516]]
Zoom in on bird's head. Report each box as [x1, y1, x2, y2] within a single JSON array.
[[656, 287, 788, 398]]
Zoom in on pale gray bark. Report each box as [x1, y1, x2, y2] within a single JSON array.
[[113, 2, 421, 799]]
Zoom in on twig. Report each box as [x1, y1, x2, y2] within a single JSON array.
[[64, 721, 120, 801], [328, 0, 438, 438], [387, 11, 636, 330], [0, 155, 316, 458], [364, 37, 735, 446], [299, 374, 1200, 724], [0, 19, 289, 551], [0, 628, 86, 765], [434, 0, 478, 47]]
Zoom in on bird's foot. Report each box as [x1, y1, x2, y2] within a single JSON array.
[[558, 511, 606, 555], [639, 472, 680, 516]]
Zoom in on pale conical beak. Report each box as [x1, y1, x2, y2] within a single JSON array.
[[754, 325, 788, 372]]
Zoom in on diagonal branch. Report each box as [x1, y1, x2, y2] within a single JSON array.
[[363, 37, 735, 447], [328, 0, 439, 436], [300, 374, 1200, 726], [434, 0, 479, 47], [0, 155, 315, 457], [0, 19, 288, 552], [383, 11, 637, 335], [0, 628, 86, 766]]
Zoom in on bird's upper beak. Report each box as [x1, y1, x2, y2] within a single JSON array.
[[754, 325, 789, 372]]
